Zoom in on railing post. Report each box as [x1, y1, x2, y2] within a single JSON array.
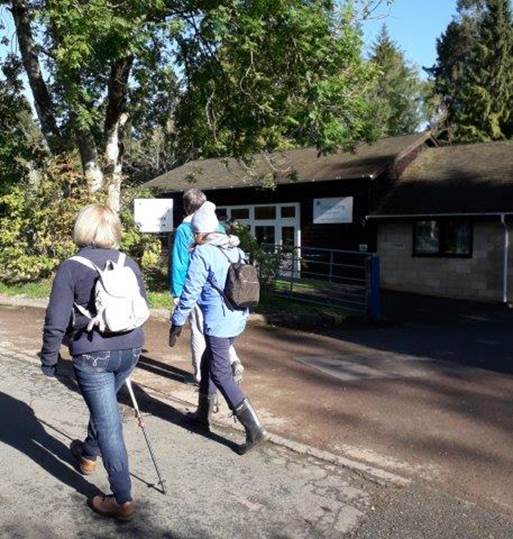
[[290, 247, 296, 294], [366, 255, 381, 321]]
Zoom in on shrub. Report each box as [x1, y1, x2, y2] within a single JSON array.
[[0, 154, 161, 283], [231, 222, 289, 290]]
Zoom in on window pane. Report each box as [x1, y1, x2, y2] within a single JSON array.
[[255, 206, 276, 220], [216, 208, 228, 220], [280, 206, 296, 218], [231, 208, 249, 219], [414, 221, 439, 254], [255, 225, 275, 245], [282, 226, 295, 246], [442, 220, 472, 255]]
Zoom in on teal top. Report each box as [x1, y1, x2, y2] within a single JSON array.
[[170, 219, 227, 298]]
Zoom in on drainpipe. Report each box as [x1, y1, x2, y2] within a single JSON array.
[[501, 214, 509, 304]]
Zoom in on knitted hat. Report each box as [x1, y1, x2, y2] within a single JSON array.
[[191, 201, 219, 233]]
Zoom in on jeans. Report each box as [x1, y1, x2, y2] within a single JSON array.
[[199, 336, 245, 410], [73, 348, 140, 504], [182, 301, 240, 383]]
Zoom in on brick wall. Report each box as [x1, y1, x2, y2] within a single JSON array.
[[377, 221, 513, 303]]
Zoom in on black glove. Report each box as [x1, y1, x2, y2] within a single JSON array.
[[39, 351, 61, 378], [41, 364, 57, 378], [168, 324, 183, 348]]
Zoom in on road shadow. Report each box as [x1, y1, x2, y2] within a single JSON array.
[[0, 391, 101, 499], [54, 360, 241, 455], [137, 354, 195, 384]]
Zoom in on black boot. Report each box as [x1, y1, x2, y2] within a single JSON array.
[[187, 393, 216, 430], [235, 398, 269, 455]]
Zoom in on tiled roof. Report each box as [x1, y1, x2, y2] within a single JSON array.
[[371, 139, 513, 217], [144, 133, 430, 192]]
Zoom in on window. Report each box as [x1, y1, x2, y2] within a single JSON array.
[[254, 206, 276, 220], [231, 208, 249, 220], [281, 226, 295, 246], [255, 225, 275, 245], [413, 220, 472, 257], [216, 207, 228, 220], [280, 206, 296, 218]]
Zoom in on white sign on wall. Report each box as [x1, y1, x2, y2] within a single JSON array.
[[313, 197, 353, 224], [134, 199, 174, 233]]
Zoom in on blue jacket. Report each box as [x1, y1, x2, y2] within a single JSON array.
[[170, 218, 227, 298], [170, 219, 194, 298], [171, 243, 248, 338]]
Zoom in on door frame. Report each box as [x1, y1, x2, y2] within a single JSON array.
[[217, 202, 301, 248]]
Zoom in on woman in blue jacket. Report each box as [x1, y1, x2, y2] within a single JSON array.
[[169, 201, 268, 454]]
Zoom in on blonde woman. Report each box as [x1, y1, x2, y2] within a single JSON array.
[[40, 204, 147, 521]]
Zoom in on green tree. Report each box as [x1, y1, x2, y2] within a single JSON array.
[[428, 0, 513, 142], [369, 24, 427, 136], [2, 0, 392, 208], [0, 56, 45, 194], [174, 1, 382, 160]]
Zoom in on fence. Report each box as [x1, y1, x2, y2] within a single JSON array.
[[261, 244, 381, 320]]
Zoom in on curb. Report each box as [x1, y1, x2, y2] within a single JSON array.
[[136, 380, 410, 488], [0, 295, 269, 325], [4, 334, 409, 489]]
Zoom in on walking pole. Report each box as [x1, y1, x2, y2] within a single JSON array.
[[125, 378, 167, 495]]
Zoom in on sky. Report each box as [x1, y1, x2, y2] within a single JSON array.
[[362, 0, 459, 74], [0, 1, 459, 90]]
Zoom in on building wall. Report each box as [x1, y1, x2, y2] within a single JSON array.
[[378, 221, 513, 302], [167, 178, 379, 252]]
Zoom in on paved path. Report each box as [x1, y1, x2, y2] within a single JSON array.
[[2, 300, 513, 537], [0, 349, 376, 538]]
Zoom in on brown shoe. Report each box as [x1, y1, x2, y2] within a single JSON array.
[[70, 440, 97, 475], [88, 494, 135, 521]]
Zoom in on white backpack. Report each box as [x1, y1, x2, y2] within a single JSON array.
[[70, 252, 150, 333]]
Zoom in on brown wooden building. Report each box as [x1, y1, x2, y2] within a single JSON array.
[[144, 133, 435, 253]]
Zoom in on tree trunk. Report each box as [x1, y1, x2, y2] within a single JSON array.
[[104, 57, 133, 212], [106, 112, 128, 212], [9, 0, 62, 154], [76, 130, 103, 193]]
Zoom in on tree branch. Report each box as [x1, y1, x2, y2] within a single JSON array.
[[9, 0, 63, 153]]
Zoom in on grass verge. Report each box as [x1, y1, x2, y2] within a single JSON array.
[[0, 279, 351, 326]]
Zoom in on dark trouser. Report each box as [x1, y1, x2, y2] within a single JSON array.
[[73, 348, 141, 504], [199, 336, 245, 410]]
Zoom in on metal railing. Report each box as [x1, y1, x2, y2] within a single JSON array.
[[261, 244, 381, 319]]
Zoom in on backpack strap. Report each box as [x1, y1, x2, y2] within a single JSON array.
[[68, 256, 102, 327], [215, 245, 243, 263], [205, 246, 240, 311], [117, 252, 126, 266], [69, 255, 100, 273]]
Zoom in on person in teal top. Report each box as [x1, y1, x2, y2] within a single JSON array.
[[169, 200, 268, 454], [170, 188, 244, 383]]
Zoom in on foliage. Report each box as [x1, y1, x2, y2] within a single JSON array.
[[368, 25, 429, 136], [119, 186, 162, 269], [0, 154, 161, 283], [428, 0, 513, 143], [0, 68, 45, 194], [232, 222, 290, 289], [173, 1, 384, 160], [2, 0, 394, 199], [0, 155, 92, 282]]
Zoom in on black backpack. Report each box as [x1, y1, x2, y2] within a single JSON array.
[[210, 246, 260, 311]]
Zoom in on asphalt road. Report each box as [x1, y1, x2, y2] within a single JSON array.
[[1, 297, 513, 537], [0, 348, 376, 538]]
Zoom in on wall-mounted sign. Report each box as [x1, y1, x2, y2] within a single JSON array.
[[313, 197, 353, 224], [134, 199, 174, 233]]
